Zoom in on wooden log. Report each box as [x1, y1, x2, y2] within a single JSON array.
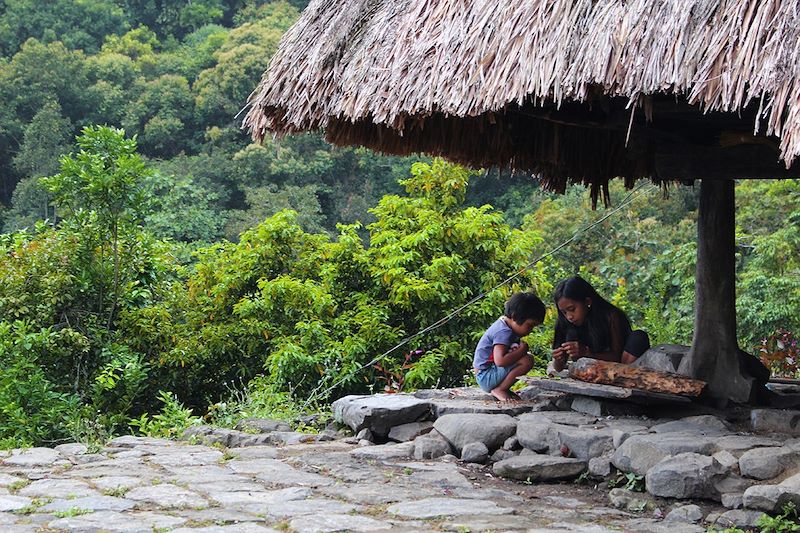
[[569, 358, 706, 397]]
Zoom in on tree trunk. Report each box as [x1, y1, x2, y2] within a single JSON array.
[[677, 179, 753, 405]]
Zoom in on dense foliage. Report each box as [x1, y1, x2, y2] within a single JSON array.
[[0, 0, 797, 450]]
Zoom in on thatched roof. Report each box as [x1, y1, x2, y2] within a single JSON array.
[[243, 0, 800, 199]]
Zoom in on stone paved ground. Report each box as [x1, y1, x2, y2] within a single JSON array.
[[0, 435, 718, 533]]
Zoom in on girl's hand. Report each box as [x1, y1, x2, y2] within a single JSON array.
[[561, 341, 588, 360], [551, 348, 567, 371]]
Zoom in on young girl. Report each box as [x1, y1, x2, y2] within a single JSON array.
[[551, 276, 650, 372]]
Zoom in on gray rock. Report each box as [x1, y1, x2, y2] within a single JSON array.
[[331, 394, 432, 436], [89, 476, 146, 492], [502, 435, 519, 450], [721, 493, 744, 509], [40, 495, 135, 513], [664, 504, 702, 523], [387, 421, 433, 442], [147, 449, 223, 467], [444, 515, 539, 532], [221, 446, 278, 460], [631, 344, 688, 373], [387, 497, 512, 518], [19, 478, 99, 498], [650, 415, 730, 435], [713, 450, 739, 471], [108, 436, 172, 447], [493, 454, 586, 481], [526, 411, 599, 426], [751, 409, 800, 435], [355, 428, 373, 441], [235, 418, 291, 433], [255, 498, 356, 519], [714, 435, 783, 452], [516, 414, 558, 453], [556, 425, 614, 460], [709, 509, 767, 529], [714, 474, 755, 496], [742, 473, 800, 512], [3, 447, 61, 466], [608, 488, 650, 511], [55, 443, 89, 456], [206, 487, 311, 507], [48, 510, 186, 532], [433, 413, 517, 453], [172, 524, 278, 533], [125, 484, 209, 509], [290, 514, 392, 532], [0, 495, 32, 512], [612, 434, 716, 475], [427, 397, 537, 417], [0, 473, 24, 486], [588, 455, 612, 477], [350, 441, 414, 461], [267, 431, 327, 446], [739, 446, 797, 479], [489, 448, 517, 463], [571, 396, 644, 417], [645, 453, 726, 499], [460, 442, 489, 463], [235, 459, 335, 487]]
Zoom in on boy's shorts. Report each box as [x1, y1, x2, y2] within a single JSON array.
[[476, 362, 519, 392]]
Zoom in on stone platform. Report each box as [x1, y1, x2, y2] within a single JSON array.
[[3, 383, 800, 532]]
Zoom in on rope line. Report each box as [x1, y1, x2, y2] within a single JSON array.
[[302, 183, 658, 407]]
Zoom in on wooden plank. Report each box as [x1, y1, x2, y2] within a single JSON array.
[[569, 358, 706, 397]]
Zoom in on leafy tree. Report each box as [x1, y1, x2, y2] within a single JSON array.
[[122, 74, 195, 156], [0, 0, 128, 56], [41, 126, 152, 327], [145, 173, 227, 242], [121, 160, 551, 406], [224, 183, 326, 238], [193, 2, 298, 125], [4, 101, 73, 230]]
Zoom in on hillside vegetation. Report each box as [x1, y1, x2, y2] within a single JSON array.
[[0, 1, 797, 448]]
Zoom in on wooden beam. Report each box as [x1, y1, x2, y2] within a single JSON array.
[[569, 358, 706, 397]]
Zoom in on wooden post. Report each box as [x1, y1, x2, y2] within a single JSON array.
[[676, 179, 754, 405]]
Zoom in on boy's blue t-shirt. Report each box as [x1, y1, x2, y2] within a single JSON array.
[[473, 317, 519, 370]]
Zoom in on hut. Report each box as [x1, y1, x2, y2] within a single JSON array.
[[243, 0, 800, 405]]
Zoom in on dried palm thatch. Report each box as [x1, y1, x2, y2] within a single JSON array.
[[243, 0, 800, 200]]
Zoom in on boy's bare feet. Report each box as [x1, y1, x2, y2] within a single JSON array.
[[491, 388, 519, 402]]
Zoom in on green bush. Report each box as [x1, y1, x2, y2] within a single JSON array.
[[0, 322, 81, 448]]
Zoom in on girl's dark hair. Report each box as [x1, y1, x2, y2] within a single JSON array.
[[552, 276, 630, 350], [504, 292, 546, 324]]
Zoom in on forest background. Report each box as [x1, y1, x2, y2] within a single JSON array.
[[0, 0, 797, 449]]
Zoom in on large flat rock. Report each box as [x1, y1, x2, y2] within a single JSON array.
[[493, 454, 587, 481], [290, 514, 392, 532], [48, 510, 186, 532], [331, 394, 432, 436], [387, 497, 513, 518]]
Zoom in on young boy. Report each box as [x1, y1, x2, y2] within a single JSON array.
[[473, 292, 546, 401]]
